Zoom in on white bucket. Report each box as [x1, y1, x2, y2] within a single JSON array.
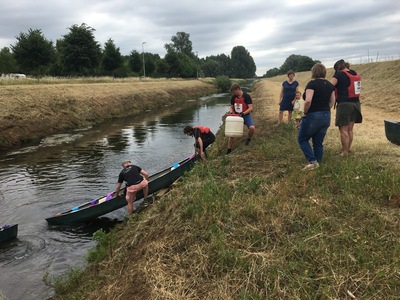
[[225, 115, 244, 137]]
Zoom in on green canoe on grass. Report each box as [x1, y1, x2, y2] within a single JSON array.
[[46, 155, 196, 225], [0, 224, 18, 243], [384, 120, 400, 145]]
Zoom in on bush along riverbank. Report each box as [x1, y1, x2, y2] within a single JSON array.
[[51, 70, 400, 299]]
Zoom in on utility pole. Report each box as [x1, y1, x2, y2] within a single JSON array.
[[196, 51, 198, 79], [142, 42, 146, 78]]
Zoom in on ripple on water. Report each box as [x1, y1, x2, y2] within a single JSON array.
[[39, 133, 84, 147], [0, 235, 46, 266]]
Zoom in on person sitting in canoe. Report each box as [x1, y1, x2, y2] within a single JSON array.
[[114, 161, 149, 215], [183, 125, 216, 160]]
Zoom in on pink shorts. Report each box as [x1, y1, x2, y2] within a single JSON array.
[[126, 179, 148, 202]]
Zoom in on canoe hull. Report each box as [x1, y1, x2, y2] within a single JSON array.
[[46, 156, 195, 225], [0, 224, 18, 243], [384, 120, 400, 145]]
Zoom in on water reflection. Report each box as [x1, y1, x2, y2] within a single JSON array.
[[146, 120, 158, 134], [132, 125, 148, 145], [0, 92, 231, 300], [107, 133, 130, 152], [159, 103, 199, 125]]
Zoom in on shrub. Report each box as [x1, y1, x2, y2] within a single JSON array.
[[214, 76, 231, 92], [86, 229, 111, 263]]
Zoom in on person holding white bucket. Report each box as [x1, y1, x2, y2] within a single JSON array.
[[226, 82, 255, 154]]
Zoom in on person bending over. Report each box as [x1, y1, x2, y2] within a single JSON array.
[[183, 125, 215, 159], [115, 160, 149, 215]]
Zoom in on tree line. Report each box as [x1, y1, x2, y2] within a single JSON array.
[[0, 24, 257, 79], [263, 54, 321, 78], [0, 23, 321, 79]]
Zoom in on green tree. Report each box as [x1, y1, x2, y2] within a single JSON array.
[[231, 46, 256, 78], [164, 51, 181, 77], [101, 38, 123, 76], [164, 51, 196, 78], [280, 54, 320, 73], [10, 28, 55, 77], [143, 53, 160, 76], [48, 39, 65, 76], [216, 54, 232, 77], [128, 50, 142, 73], [58, 23, 101, 75], [165, 32, 193, 57], [177, 53, 196, 78], [264, 67, 281, 78], [202, 54, 233, 77], [202, 58, 221, 77], [156, 59, 169, 77], [163, 32, 197, 78], [0, 47, 18, 74]]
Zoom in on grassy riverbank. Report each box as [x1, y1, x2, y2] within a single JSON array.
[[0, 78, 216, 150], [52, 60, 400, 299]]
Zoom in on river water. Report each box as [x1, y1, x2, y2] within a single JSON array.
[[0, 92, 231, 300]]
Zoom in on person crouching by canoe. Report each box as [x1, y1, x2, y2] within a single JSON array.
[[183, 125, 216, 160], [114, 161, 149, 215]]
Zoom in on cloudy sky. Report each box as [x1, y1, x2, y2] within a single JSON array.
[[0, 0, 399, 76]]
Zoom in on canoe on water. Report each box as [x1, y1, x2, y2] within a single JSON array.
[[46, 155, 196, 225], [0, 224, 18, 243], [384, 120, 400, 145]]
